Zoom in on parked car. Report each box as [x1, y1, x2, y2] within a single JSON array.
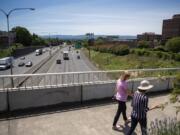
[[25, 61, 33, 67], [56, 59, 61, 64], [18, 62, 25, 67], [20, 56, 25, 60]]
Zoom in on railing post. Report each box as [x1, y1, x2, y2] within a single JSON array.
[[44, 75, 46, 88], [80, 85, 83, 104], [31, 76, 33, 89], [2, 78, 4, 90], [56, 74, 58, 87]]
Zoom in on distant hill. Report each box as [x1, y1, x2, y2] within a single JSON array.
[[42, 35, 137, 40]]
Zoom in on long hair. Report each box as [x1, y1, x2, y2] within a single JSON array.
[[120, 71, 130, 81]]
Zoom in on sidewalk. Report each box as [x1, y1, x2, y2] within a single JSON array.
[[0, 93, 179, 135]]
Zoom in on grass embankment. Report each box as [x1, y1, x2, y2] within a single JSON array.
[[0, 43, 23, 58], [83, 48, 180, 70]]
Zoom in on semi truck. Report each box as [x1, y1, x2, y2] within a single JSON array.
[[63, 51, 69, 60], [35, 49, 43, 56]]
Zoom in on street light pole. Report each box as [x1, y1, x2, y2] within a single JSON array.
[[0, 8, 35, 88]]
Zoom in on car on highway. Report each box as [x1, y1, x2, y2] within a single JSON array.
[[77, 55, 80, 59], [20, 56, 25, 60], [25, 61, 33, 67], [63, 51, 69, 60], [0, 57, 13, 70], [35, 49, 43, 56], [56, 59, 61, 64], [18, 62, 25, 67]]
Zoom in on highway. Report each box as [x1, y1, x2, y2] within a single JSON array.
[[0, 46, 99, 88], [0, 46, 59, 88], [22, 46, 99, 87], [0, 47, 58, 75], [36, 46, 99, 86]]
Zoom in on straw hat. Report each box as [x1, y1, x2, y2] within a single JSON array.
[[138, 80, 153, 91]]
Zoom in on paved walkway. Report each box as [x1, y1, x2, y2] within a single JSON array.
[[0, 93, 179, 135]]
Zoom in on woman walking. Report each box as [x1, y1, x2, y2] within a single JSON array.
[[112, 72, 132, 130]]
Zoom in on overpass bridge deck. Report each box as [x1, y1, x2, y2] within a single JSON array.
[[0, 93, 179, 135]]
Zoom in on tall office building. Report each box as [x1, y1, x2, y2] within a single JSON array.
[[162, 14, 180, 41]]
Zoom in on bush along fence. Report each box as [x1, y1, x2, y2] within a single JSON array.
[[130, 49, 180, 61], [91, 44, 130, 56]]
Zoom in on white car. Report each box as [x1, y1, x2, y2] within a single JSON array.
[[25, 61, 33, 67]]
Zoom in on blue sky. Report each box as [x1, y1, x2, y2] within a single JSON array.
[[0, 0, 180, 35]]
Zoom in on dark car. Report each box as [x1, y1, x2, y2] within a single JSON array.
[[25, 61, 33, 67], [56, 59, 61, 64], [77, 55, 80, 59], [18, 62, 25, 67]]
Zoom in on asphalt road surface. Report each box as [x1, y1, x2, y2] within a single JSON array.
[[0, 47, 58, 76], [0, 47, 59, 89], [37, 47, 103, 87]]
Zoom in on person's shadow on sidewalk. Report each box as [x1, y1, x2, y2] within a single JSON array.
[[113, 123, 137, 135]]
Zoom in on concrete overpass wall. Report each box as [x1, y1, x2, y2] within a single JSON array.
[[0, 77, 175, 112], [9, 86, 81, 111], [0, 92, 7, 112]]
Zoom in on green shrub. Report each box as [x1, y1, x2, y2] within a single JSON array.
[[143, 50, 151, 56], [113, 45, 129, 56], [174, 54, 180, 61], [165, 37, 180, 53], [161, 52, 171, 60], [174, 73, 180, 93], [154, 46, 166, 52], [155, 51, 163, 58], [137, 40, 150, 48]]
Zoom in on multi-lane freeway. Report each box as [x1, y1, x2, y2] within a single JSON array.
[[0, 47, 58, 76], [0, 45, 99, 88]]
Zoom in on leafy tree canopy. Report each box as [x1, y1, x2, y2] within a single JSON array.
[[11, 26, 32, 46]]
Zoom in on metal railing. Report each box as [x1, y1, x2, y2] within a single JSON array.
[[0, 68, 179, 91]]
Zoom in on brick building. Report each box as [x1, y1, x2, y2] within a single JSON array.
[[137, 32, 161, 47], [137, 32, 161, 42], [162, 14, 180, 41]]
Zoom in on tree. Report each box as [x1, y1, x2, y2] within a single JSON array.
[[11, 26, 32, 46], [95, 37, 105, 45], [137, 40, 150, 48], [165, 37, 180, 53], [31, 33, 47, 46]]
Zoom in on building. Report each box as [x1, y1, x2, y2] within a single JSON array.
[[137, 32, 161, 42], [0, 31, 16, 48], [162, 14, 180, 41], [137, 32, 161, 47]]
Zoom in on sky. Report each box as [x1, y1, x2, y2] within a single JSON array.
[[0, 0, 180, 35]]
